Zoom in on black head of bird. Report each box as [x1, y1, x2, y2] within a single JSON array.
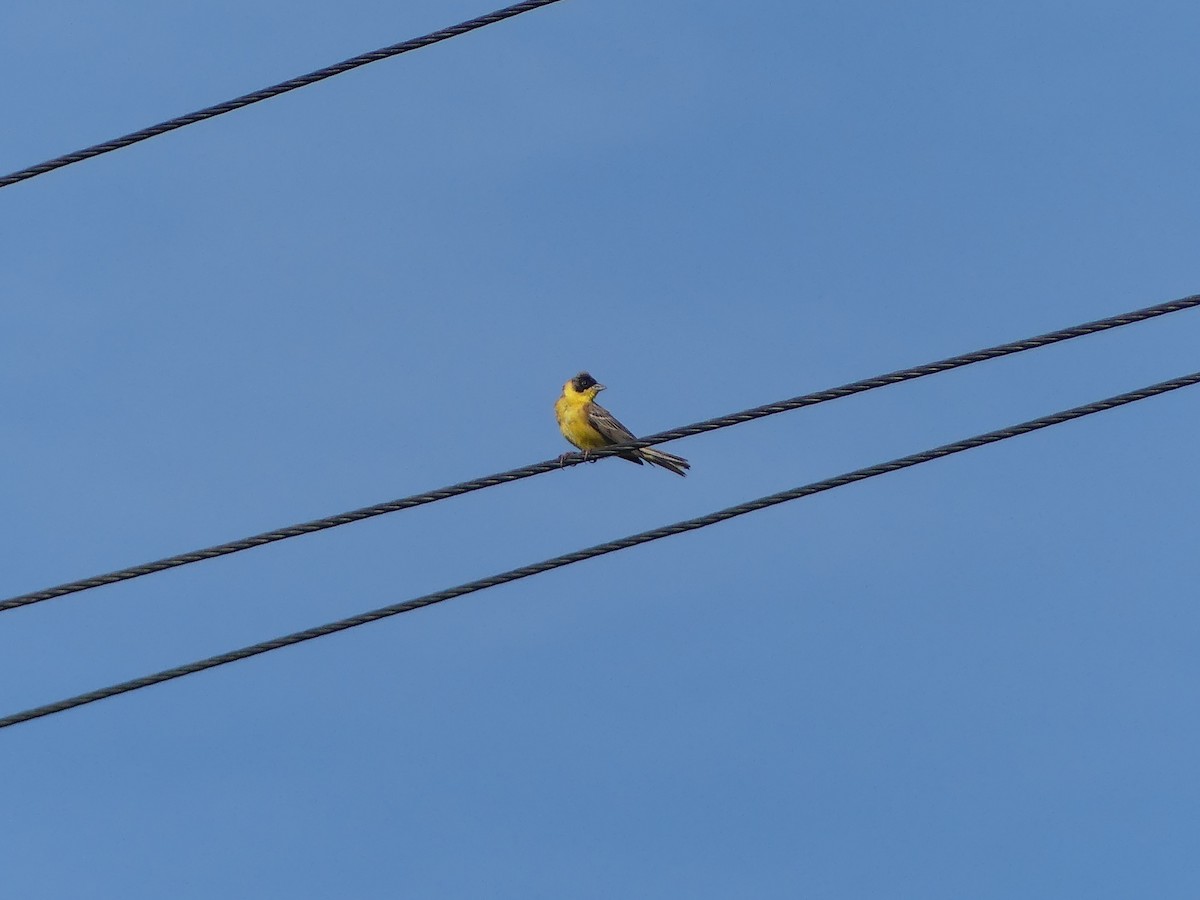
[[571, 372, 605, 393]]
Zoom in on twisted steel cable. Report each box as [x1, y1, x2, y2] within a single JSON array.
[[0, 0, 568, 190], [2, 369, 1197, 730], [2, 292, 1197, 613]]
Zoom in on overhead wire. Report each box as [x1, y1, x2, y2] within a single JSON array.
[[0, 0, 568, 190], [2, 292, 1198, 614], [2, 369, 1197, 730]]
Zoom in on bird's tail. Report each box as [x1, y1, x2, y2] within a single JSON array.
[[637, 447, 690, 477]]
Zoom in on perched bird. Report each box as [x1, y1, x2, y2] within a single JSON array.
[[554, 372, 690, 477]]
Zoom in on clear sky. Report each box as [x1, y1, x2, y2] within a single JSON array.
[[3, 1, 1199, 896]]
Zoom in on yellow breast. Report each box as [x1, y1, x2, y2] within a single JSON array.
[[555, 393, 607, 451]]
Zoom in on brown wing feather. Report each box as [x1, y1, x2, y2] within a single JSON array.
[[585, 402, 637, 443], [586, 402, 643, 465], [586, 400, 690, 475]]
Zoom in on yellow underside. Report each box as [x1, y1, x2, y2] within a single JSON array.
[[555, 392, 608, 451]]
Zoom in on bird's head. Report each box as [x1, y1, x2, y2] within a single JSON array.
[[565, 371, 605, 397]]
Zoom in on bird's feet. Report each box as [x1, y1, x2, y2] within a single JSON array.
[[557, 451, 596, 466]]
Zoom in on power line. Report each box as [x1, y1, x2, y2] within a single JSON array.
[[0, 0, 568, 190], [2, 370, 1196, 730], [2, 292, 1197, 614]]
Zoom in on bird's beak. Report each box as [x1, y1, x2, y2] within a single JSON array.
[[595, 383, 606, 392]]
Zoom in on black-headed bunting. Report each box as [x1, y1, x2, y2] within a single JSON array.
[[554, 372, 690, 476]]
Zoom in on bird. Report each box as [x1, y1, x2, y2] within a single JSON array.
[[554, 372, 690, 477]]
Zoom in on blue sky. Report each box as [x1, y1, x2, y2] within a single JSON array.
[[3, 1, 1199, 896]]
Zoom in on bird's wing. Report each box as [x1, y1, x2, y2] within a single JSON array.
[[586, 402, 638, 445]]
